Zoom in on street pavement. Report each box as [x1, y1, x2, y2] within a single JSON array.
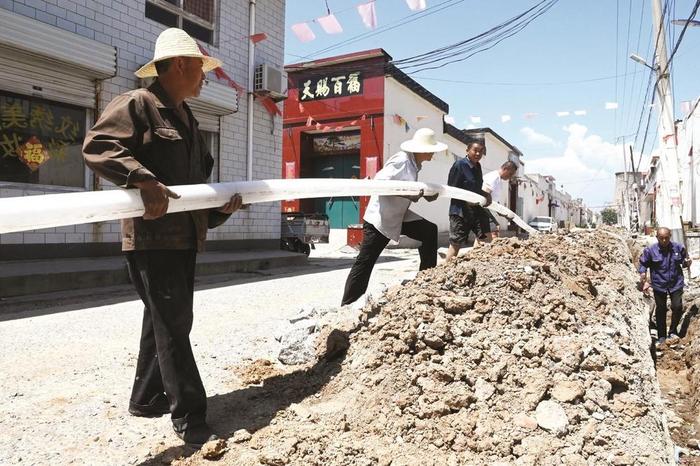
[[0, 244, 421, 466]]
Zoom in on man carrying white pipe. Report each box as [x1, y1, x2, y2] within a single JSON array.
[[341, 128, 445, 305], [445, 141, 488, 260], [480, 160, 518, 241], [82, 28, 243, 449]]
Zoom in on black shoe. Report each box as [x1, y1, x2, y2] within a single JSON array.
[[128, 392, 170, 417], [173, 422, 218, 448]]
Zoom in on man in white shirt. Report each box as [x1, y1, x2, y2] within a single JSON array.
[[480, 160, 518, 240], [341, 128, 446, 305]]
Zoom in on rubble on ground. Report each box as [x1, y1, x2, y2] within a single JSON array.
[[179, 230, 674, 465]]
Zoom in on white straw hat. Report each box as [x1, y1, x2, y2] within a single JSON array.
[[135, 28, 222, 78], [400, 127, 448, 153]]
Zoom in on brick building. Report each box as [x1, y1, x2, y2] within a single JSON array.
[[0, 0, 285, 260]]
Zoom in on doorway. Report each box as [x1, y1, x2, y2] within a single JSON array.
[[312, 153, 360, 228]]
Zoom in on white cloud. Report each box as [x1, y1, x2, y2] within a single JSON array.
[[525, 123, 623, 207], [520, 127, 556, 146]]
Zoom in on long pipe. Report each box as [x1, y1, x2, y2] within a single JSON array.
[[0, 179, 538, 235], [246, 0, 256, 181]]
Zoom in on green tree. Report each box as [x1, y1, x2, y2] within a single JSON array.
[[600, 208, 618, 225]]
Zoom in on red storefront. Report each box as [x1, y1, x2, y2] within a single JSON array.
[[282, 49, 389, 230]]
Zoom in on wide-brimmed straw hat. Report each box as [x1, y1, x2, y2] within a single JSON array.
[[135, 28, 222, 78], [400, 128, 448, 153]]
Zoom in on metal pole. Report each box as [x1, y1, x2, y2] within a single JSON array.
[[246, 0, 256, 181], [651, 0, 684, 241]]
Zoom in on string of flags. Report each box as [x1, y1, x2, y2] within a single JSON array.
[[291, 0, 428, 43], [299, 102, 368, 132], [392, 113, 411, 132], [460, 102, 621, 125], [198, 44, 281, 117]]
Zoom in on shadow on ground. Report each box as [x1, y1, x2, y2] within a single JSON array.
[[138, 331, 349, 465], [0, 255, 404, 322]]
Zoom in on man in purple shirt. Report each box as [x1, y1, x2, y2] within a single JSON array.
[[639, 227, 692, 343]]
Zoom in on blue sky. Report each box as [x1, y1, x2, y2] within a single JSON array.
[[283, 0, 700, 209]]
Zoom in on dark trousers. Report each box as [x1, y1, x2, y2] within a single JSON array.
[[654, 289, 683, 338], [342, 219, 437, 306], [125, 249, 207, 426]]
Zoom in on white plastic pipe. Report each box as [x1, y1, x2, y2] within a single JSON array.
[[0, 179, 538, 235]]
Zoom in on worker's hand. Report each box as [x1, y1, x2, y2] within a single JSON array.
[[135, 179, 180, 220], [424, 192, 439, 202], [404, 189, 424, 203], [638, 280, 651, 293], [483, 193, 493, 207], [217, 193, 245, 214], [685, 258, 693, 268]]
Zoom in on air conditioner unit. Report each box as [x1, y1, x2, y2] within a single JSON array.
[[254, 63, 287, 102]]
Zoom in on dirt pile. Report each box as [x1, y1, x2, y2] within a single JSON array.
[[181, 230, 673, 465]]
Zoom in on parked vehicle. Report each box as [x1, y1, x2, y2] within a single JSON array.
[[280, 212, 330, 256], [528, 216, 556, 233]]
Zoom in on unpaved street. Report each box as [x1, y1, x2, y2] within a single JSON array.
[[0, 247, 420, 466]]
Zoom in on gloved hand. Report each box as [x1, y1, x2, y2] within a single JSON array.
[[423, 192, 439, 202]]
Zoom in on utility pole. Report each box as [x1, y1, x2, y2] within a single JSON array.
[[651, 0, 684, 241], [629, 145, 641, 232]]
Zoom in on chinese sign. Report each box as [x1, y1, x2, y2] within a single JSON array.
[[299, 71, 363, 101], [0, 92, 85, 187], [313, 133, 361, 155]]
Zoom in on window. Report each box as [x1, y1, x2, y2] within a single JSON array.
[[0, 92, 86, 188], [201, 130, 219, 182], [145, 0, 216, 44]]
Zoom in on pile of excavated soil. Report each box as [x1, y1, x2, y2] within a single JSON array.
[[180, 230, 673, 465]]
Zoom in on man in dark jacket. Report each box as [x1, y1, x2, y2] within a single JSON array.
[[445, 141, 490, 260], [639, 227, 692, 344], [83, 28, 242, 448]]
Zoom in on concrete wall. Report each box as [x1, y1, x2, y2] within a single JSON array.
[[0, 0, 285, 257], [383, 76, 453, 234], [677, 106, 700, 228]]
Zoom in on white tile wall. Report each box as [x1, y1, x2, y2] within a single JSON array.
[[1, 0, 285, 247]]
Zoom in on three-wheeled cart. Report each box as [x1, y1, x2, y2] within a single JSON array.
[[280, 212, 330, 256]]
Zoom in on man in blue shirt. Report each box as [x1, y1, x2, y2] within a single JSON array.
[[445, 141, 490, 260], [639, 227, 692, 343]]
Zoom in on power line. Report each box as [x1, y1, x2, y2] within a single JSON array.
[[411, 70, 644, 87], [297, 0, 466, 60], [391, 0, 560, 74]]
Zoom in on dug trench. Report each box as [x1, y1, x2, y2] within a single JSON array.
[[159, 229, 700, 465]]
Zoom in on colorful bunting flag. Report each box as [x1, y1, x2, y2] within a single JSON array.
[[681, 101, 692, 115], [249, 33, 267, 43], [406, 0, 427, 10], [444, 115, 455, 125], [501, 115, 511, 123], [523, 112, 538, 120], [291, 22, 316, 43], [357, 1, 378, 29], [317, 14, 343, 34]]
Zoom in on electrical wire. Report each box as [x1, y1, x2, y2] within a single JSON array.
[[410, 70, 644, 87], [298, 0, 466, 60], [390, 0, 559, 74]]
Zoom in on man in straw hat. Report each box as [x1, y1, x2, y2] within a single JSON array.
[[341, 128, 444, 305], [83, 28, 243, 448]]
